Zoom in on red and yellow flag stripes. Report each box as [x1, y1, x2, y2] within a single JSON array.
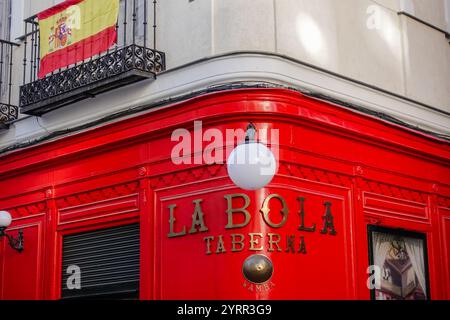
[[38, 0, 120, 78]]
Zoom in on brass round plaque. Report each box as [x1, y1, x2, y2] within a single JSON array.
[[242, 254, 274, 284]]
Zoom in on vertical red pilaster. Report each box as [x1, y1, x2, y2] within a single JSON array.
[[352, 166, 371, 300], [428, 184, 443, 300], [138, 166, 154, 300], [43, 187, 59, 300]]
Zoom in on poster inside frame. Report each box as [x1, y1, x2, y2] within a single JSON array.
[[367, 225, 431, 300]]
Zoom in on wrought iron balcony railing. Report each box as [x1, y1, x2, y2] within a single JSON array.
[[19, 0, 166, 116], [0, 39, 19, 128]]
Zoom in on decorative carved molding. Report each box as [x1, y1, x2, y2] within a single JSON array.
[[364, 215, 382, 225], [8, 201, 47, 218], [437, 197, 450, 209], [279, 162, 352, 187], [150, 164, 227, 189], [359, 179, 428, 203], [138, 166, 148, 177], [354, 165, 364, 177], [150, 162, 353, 189], [56, 182, 139, 209], [45, 188, 54, 198]]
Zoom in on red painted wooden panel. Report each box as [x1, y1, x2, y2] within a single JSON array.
[[58, 194, 139, 225], [153, 178, 354, 299], [0, 216, 45, 299], [364, 195, 428, 220], [439, 207, 450, 299]]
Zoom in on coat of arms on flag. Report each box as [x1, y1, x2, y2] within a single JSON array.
[[37, 0, 120, 78], [48, 15, 73, 51]]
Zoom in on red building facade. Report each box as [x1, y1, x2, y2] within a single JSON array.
[[0, 88, 449, 300]]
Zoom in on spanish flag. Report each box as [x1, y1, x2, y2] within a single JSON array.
[[38, 0, 120, 78]]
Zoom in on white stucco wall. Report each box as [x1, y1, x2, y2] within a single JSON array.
[[401, 15, 450, 112], [275, 0, 405, 95], [410, 0, 448, 30], [156, 0, 450, 111], [213, 0, 276, 54], [157, 0, 213, 68]]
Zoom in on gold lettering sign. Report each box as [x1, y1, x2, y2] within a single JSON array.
[[189, 199, 208, 234], [225, 194, 251, 229], [166, 193, 338, 256], [167, 204, 186, 238], [260, 194, 288, 228]]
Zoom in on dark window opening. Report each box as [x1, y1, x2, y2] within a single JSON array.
[[61, 223, 140, 300]]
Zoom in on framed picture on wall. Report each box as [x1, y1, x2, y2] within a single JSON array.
[[367, 226, 430, 300]]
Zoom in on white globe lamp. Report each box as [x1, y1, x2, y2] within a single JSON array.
[[0, 210, 12, 228], [227, 123, 277, 190]]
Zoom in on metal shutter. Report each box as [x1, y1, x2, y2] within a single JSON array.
[[61, 223, 140, 299]]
